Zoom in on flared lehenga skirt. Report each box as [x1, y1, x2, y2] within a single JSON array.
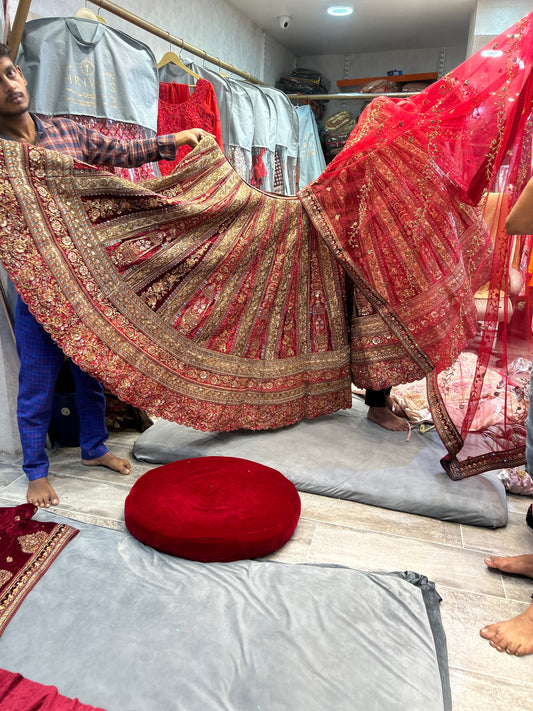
[[0, 132, 487, 431]]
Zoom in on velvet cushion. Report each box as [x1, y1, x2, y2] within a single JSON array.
[[124, 456, 301, 562]]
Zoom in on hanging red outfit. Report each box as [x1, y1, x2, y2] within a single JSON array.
[[157, 78, 224, 175]]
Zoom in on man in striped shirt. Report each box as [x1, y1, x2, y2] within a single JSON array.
[[0, 43, 208, 509]]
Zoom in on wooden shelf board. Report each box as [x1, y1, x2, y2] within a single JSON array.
[[337, 72, 438, 88]]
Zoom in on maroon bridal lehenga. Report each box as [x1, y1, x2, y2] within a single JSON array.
[[0, 14, 532, 479]]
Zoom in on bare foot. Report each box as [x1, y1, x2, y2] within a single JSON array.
[[480, 602, 533, 656], [27, 477, 59, 508], [82, 451, 131, 475], [367, 406, 411, 431], [484, 554, 533, 579]]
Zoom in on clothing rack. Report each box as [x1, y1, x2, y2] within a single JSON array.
[[85, 0, 265, 85]]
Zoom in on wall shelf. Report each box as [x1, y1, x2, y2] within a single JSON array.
[[337, 72, 438, 88]]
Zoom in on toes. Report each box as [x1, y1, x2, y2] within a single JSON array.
[[480, 626, 495, 639]]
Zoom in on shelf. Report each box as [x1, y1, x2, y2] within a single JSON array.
[[337, 72, 438, 88]]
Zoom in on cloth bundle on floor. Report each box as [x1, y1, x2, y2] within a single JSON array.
[[0, 668, 105, 711], [124, 456, 301, 562]]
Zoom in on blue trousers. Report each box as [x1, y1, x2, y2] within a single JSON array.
[[15, 299, 109, 481]]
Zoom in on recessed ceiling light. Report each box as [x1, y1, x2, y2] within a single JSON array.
[[327, 6, 354, 16]]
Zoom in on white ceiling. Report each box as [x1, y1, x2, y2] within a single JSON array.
[[225, 0, 477, 56]]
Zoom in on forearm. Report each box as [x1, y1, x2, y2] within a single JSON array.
[[83, 128, 207, 168], [506, 178, 533, 235], [85, 134, 177, 168]]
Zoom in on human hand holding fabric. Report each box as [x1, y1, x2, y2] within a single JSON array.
[[173, 128, 212, 149]]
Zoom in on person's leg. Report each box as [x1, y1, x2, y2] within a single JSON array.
[[71, 362, 131, 475], [15, 299, 64, 507], [365, 387, 410, 431]]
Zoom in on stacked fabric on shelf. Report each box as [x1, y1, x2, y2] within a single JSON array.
[[276, 67, 329, 121], [322, 110, 357, 162]]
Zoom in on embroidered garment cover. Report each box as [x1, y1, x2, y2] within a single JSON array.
[[17, 17, 159, 132], [0, 14, 532, 478]]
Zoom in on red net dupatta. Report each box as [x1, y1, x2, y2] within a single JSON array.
[[300, 13, 533, 479], [0, 504, 78, 636]]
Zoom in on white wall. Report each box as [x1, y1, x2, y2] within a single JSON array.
[[8, 0, 296, 86], [297, 45, 467, 123], [467, 0, 531, 55]]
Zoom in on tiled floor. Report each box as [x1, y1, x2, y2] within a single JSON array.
[[1, 429, 533, 710]]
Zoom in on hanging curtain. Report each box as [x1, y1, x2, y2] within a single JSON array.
[[0, 14, 532, 478]]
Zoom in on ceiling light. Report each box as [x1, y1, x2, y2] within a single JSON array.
[[327, 6, 354, 16]]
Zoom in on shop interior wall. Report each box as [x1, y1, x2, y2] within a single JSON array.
[[10, 1, 528, 128], [296, 45, 467, 123], [10, 0, 296, 86]]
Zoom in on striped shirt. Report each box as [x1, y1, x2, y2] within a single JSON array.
[[30, 114, 178, 167]]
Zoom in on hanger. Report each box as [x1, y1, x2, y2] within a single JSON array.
[[74, 7, 107, 24], [157, 50, 200, 80]]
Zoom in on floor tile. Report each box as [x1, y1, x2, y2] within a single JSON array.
[[47, 446, 159, 485], [461, 510, 533, 556], [499, 568, 533, 604], [440, 587, 533, 681], [0, 463, 25, 489], [306, 521, 506, 596], [449, 667, 533, 711], [505, 492, 533, 515], [2, 471, 130, 523], [299, 491, 463, 546], [266, 518, 317, 563]]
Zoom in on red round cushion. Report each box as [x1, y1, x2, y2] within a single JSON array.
[[124, 456, 301, 562]]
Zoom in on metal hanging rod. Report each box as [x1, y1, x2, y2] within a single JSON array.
[[87, 0, 264, 85], [286, 92, 417, 101]]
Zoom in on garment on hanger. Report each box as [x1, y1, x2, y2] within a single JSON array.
[[159, 59, 232, 152], [261, 86, 299, 195], [0, 14, 532, 479], [16, 17, 159, 132], [17, 16, 161, 183], [296, 105, 326, 189], [157, 78, 223, 176], [237, 82, 277, 191]]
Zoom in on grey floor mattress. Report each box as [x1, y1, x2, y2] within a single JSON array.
[[0, 512, 451, 711], [133, 396, 508, 528]]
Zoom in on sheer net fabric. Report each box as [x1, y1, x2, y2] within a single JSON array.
[[301, 14, 533, 477]]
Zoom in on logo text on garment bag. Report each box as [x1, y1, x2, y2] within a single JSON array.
[[61, 61, 119, 111]]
